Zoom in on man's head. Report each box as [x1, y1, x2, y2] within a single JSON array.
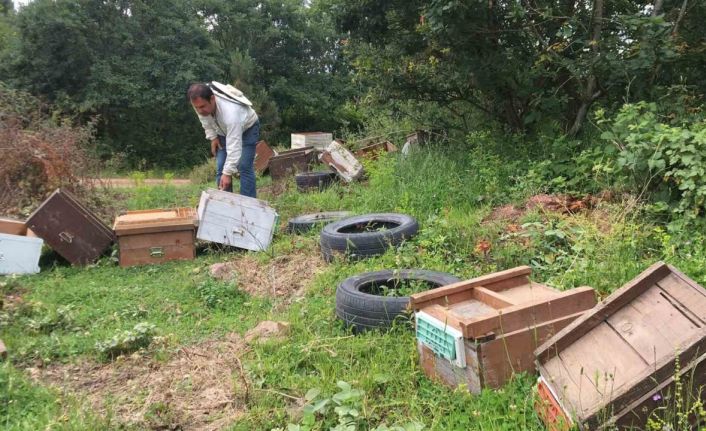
[[187, 83, 216, 116]]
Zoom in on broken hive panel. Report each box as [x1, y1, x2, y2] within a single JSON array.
[[555, 322, 648, 418], [656, 272, 706, 325], [499, 282, 560, 304], [606, 284, 702, 364], [535, 262, 672, 363]]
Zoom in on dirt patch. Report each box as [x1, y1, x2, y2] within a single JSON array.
[[28, 334, 249, 430], [485, 194, 597, 223], [210, 248, 325, 299]]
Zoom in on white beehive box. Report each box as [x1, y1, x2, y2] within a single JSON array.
[[0, 232, 43, 274], [319, 140, 364, 183], [291, 132, 333, 150], [196, 189, 278, 251]]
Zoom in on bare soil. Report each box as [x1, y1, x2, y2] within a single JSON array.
[[485, 193, 597, 223], [28, 334, 248, 431], [210, 247, 325, 300]]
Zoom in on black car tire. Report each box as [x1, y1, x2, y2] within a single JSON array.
[[319, 213, 419, 262], [287, 211, 354, 234], [335, 269, 461, 333]]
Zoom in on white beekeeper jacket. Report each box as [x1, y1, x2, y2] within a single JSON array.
[[197, 93, 258, 176]]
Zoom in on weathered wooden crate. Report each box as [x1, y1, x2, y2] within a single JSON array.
[[354, 141, 397, 160], [0, 232, 43, 275], [535, 262, 706, 430], [269, 147, 317, 181], [196, 188, 278, 252], [410, 266, 596, 393], [0, 217, 27, 236], [255, 140, 276, 174], [113, 208, 198, 267], [319, 141, 364, 183], [26, 189, 114, 265], [291, 132, 333, 150]]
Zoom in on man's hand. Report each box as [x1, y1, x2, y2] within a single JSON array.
[[219, 174, 232, 191], [210, 138, 222, 157]]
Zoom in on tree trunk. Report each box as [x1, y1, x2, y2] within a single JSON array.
[[568, 0, 604, 136]]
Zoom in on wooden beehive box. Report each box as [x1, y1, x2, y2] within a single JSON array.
[[269, 147, 317, 181], [0, 217, 27, 236], [113, 208, 198, 267], [255, 140, 276, 174], [410, 266, 596, 393], [27, 189, 114, 265], [196, 188, 278, 252], [319, 141, 364, 183], [354, 141, 398, 160], [291, 132, 333, 150], [0, 232, 43, 275], [535, 262, 706, 430]]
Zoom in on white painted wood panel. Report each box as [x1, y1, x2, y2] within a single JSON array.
[[291, 132, 333, 150], [196, 189, 278, 251], [0, 233, 43, 274]]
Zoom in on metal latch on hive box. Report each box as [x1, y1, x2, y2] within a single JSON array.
[[415, 311, 466, 368]]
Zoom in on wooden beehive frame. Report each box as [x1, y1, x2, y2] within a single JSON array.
[[535, 261, 706, 429], [411, 266, 596, 340]]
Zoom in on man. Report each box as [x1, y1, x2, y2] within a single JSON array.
[[188, 82, 260, 197]]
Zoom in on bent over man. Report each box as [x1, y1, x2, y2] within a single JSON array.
[[188, 82, 260, 197]]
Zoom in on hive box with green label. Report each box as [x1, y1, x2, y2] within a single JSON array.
[[410, 266, 596, 393], [113, 208, 197, 267]]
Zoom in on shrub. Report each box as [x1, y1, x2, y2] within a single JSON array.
[[0, 83, 100, 217], [188, 158, 216, 185], [597, 102, 706, 221], [95, 322, 156, 360]]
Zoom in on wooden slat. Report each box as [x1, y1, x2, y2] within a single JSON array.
[[472, 287, 516, 308], [0, 218, 26, 236], [535, 261, 671, 363], [420, 304, 464, 331], [584, 327, 706, 425], [657, 272, 706, 325], [480, 311, 584, 388], [410, 266, 532, 309], [498, 282, 560, 304], [481, 275, 530, 292], [607, 285, 701, 364], [460, 286, 596, 339]]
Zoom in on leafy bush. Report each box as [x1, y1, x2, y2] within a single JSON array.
[[597, 102, 706, 220], [0, 82, 100, 217], [95, 322, 156, 360]]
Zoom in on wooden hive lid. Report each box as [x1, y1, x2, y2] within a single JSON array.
[[535, 262, 706, 425], [0, 217, 27, 236], [113, 207, 197, 235]]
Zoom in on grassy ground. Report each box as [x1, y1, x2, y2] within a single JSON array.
[[2, 146, 706, 430]]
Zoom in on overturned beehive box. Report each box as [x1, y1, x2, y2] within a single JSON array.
[[269, 147, 317, 181], [354, 141, 397, 160], [254, 140, 276, 174], [410, 266, 596, 393], [26, 189, 114, 265], [535, 262, 706, 430], [197, 188, 278, 252], [319, 141, 364, 183]]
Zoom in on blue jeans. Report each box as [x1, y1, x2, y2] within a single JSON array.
[[215, 120, 260, 198]]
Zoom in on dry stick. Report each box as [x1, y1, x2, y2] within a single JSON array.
[[234, 355, 251, 404], [254, 388, 300, 401]]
